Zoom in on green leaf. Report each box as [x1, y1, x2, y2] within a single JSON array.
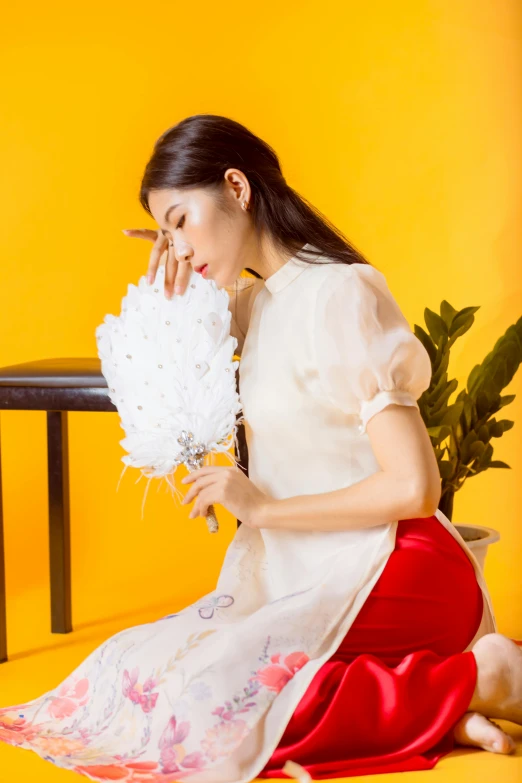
[[469, 441, 486, 459], [449, 315, 475, 340], [440, 400, 465, 427], [424, 308, 448, 344], [460, 430, 478, 462], [476, 391, 491, 419], [440, 300, 459, 328], [477, 424, 489, 443], [462, 396, 473, 431], [439, 460, 454, 479], [413, 325, 436, 361], [496, 419, 514, 432], [479, 443, 494, 464], [448, 307, 480, 339], [427, 425, 452, 441]]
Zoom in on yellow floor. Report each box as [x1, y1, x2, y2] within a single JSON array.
[[0, 598, 520, 783]]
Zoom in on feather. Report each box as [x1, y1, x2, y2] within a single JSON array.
[[95, 264, 244, 533]]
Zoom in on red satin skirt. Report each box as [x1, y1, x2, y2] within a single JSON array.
[[257, 514, 484, 778]]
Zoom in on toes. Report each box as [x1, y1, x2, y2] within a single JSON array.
[[484, 717, 516, 754], [482, 719, 516, 754], [454, 711, 516, 755], [491, 735, 516, 754]]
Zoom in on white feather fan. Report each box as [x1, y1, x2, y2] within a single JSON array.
[[95, 264, 244, 533]]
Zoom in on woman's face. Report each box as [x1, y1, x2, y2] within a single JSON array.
[[147, 171, 254, 288]]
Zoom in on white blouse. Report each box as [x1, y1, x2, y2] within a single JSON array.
[[235, 244, 437, 499]]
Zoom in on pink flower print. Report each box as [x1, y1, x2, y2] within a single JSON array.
[[201, 719, 250, 761], [122, 667, 139, 700], [159, 715, 190, 750], [48, 677, 90, 719], [0, 714, 40, 745], [73, 763, 133, 779], [160, 747, 206, 775], [142, 676, 158, 692], [138, 691, 159, 713], [74, 761, 169, 780], [180, 751, 206, 769], [158, 715, 206, 775], [212, 704, 236, 721], [255, 651, 310, 692], [122, 668, 159, 714]]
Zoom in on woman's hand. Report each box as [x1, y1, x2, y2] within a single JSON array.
[[122, 228, 193, 298], [181, 465, 273, 529]]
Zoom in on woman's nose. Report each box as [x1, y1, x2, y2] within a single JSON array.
[[173, 245, 193, 264]]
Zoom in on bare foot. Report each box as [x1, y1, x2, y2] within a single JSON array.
[[468, 633, 522, 726], [453, 711, 516, 754]]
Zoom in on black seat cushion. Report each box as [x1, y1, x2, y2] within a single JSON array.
[[0, 358, 107, 388]]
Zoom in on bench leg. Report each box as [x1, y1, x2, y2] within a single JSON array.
[[0, 416, 7, 662], [47, 411, 72, 634]]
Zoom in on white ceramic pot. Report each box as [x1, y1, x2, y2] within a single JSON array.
[[454, 523, 501, 572]]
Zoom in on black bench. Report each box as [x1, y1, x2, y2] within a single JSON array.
[[0, 358, 246, 663]]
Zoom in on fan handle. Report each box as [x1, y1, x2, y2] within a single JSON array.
[[205, 505, 219, 534]]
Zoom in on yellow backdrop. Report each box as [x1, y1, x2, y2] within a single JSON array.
[[0, 5, 521, 779]]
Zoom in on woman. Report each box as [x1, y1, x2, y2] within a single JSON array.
[[0, 113, 520, 781]]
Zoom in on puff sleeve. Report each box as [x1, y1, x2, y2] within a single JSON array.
[[314, 264, 432, 432]]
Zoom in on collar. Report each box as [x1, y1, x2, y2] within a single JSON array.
[[264, 242, 324, 294]]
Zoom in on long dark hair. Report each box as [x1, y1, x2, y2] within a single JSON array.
[[139, 114, 372, 278]]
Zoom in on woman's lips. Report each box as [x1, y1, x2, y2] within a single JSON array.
[[194, 263, 210, 278]]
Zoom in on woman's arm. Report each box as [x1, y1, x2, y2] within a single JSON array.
[[255, 404, 441, 531]]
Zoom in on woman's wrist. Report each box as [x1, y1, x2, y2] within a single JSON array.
[[253, 498, 278, 529]]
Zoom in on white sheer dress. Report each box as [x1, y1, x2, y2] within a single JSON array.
[[0, 243, 495, 783]]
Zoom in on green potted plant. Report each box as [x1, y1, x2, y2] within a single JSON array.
[[415, 301, 522, 571]]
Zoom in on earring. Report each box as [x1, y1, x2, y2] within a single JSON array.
[[242, 201, 250, 211]]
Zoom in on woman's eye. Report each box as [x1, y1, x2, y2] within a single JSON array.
[[176, 215, 185, 229]]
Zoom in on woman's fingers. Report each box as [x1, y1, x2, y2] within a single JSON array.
[[122, 228, 158, 242], [165, 247, 194, 298], [175, 261, 194, 296], [164, 243, 178, 298], [147, 232, 170, 285], [122, 228, 166, 285], [122, 227, 193, 295]]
